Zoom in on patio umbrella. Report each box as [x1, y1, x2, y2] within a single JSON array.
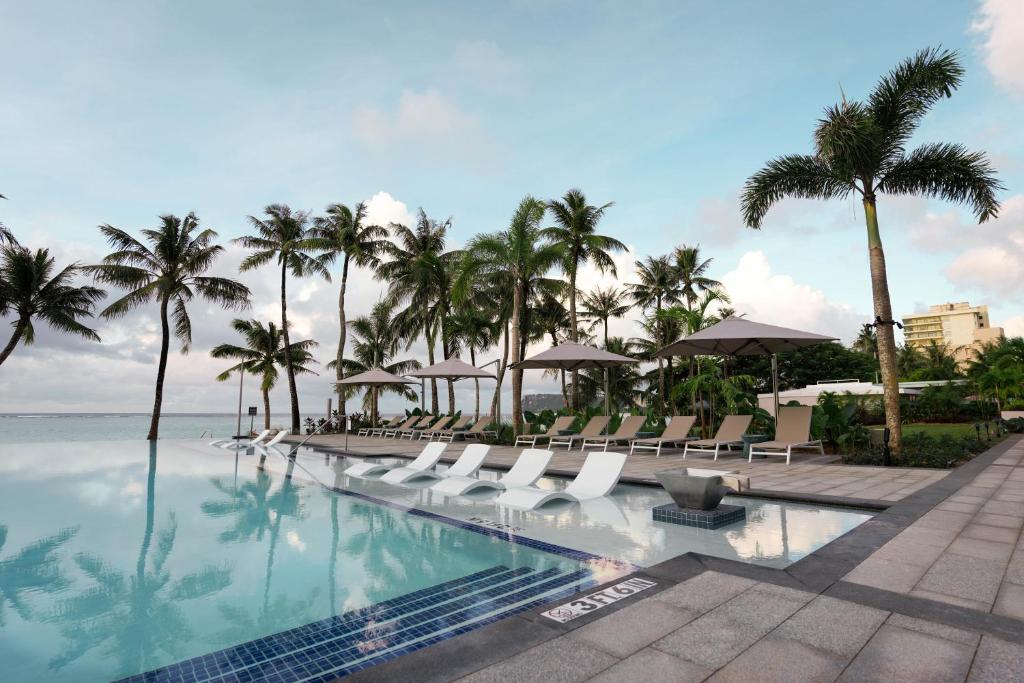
[[407, 357, 496, 415], [335, 368, 418, 449], [655, 316, 837, 417], [511, 343, 638, 415]]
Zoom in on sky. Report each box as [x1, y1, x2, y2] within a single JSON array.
[[1, 0, 1023, 415]]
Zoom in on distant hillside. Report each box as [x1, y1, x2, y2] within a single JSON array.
[[522, 393, 566, 412]]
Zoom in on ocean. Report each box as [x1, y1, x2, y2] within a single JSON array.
[[0, 413, 318, 444]]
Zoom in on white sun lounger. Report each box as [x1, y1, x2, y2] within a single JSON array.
[[495, 451, 627, 510], [748, 405, 824, 465], [211, 432, 270, 448], [346, 441, 447, 479], [431, 448, 553, 497], [381, 443, 490, 484]]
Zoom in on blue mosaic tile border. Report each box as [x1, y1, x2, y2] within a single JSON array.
[[652, 502, 747, 529], [120, 564, 598, 683]]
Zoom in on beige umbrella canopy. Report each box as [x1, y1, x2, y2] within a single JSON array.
[[335, 368, 417, 449], [512, 343, 638, 415], [407, 358, 496, 413], [655, 316, 837, 416]]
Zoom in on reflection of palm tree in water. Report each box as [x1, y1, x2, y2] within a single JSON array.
[[203, 453, 318, 642], [0, 525, 78, 627], [53, 443, 232, 677]]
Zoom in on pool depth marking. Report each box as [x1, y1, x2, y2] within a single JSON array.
[[541, 577, 657, 623]]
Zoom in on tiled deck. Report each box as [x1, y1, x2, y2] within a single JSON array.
[[337, 435, 1024, 682], [297, 433, 949, 504]]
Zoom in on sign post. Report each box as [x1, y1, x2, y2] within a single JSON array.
[[248, 406, 257, 436]]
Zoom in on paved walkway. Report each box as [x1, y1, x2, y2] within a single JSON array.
[[299, 433, 948, 504]]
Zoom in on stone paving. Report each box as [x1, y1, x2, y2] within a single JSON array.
[[299, 433, 948, 503], [340, 436, 1024, 682], [844, 439, 1024, 617]]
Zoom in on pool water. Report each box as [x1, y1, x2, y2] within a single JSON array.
[[0, 440, 614, 682]]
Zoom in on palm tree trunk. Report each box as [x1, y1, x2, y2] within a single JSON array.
[[655, 297, 666, 414], [470, 346, 480, 421], [603, 318, 611, 415], [491, 319, 510, 422], [864, 195, 903, 457], [569, 266, 580, 411], [0, 316, 28, 367], [147, 297, 171, 440], [425, 319, 438, 414], [262, 386, 271, 430], [280, 263, 300, 432], [137, 444, 157, 584], [336, 255, 350, 418], [511, 284, 525, 435], [441, 309, 455, 413]]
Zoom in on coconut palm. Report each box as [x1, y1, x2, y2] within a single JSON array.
[[329, 300, 420, 423], [87, 214, 250, 439], [627, 255, 680, 412], [579, 286, 631, 412], [852, 324, 878, 359], [528, 292, 571, 408], [741, 47, 1002, 456], [673, 245, 721, 309], [236, 205, 329, 432], [0, 246, 104, 367], [309, 202, 389, 416], [456, 197, 563, 433], [911, 340, 963, 381], [446, 302, 499, 420], [0, 193, 13, 247], [210, 319, 319, 430], [543, 189, 626, 410], [377, 210, 458, 414]]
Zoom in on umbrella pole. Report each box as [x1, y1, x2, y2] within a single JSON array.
[[771, 353, 780, 420], [604, 368, 611, 416], [421, 378, 425, 414]]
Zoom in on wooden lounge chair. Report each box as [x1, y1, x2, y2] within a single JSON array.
[[580, 415, 647, 452], [629, 416, 698, 457], [391, 415, 433, 439], [514, 415, 576, 447], [403, 415, 450, 440], [462, 418, 498, 441], [382, 415, 419, 438], [422, 415, 470, 440], [436, 415, 474, 442], [365, 415, 403, 437], [748, 405, 823, 464], [549, 416, 610, 450], [495, 452, 627, 510], [682, 415, 753, 460]]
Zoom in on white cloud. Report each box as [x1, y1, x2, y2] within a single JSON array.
[[1003, 315, 1024, 338], [352, 89, 491, 164], [720, 251, 866, 343], [972, 0, 1024, 97], [451, 41, 523, 90], [941, 194, 1024, 296], [363, 191, 414, 228]]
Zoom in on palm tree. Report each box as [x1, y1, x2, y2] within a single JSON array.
[[912, 340, 963, 381], [896, 343, 925, 379], [236, 205, 329, 432], [852, 324, 878, 359], [309, 202, 389, 416], [210, 319, 319, 430], [544, 189, 626, 410], [0, 246, 104, 367], [456, 197, 563, 433], [528, 292, 571, 408], [330, 300, 420, 423], [446, 302, 498, 420], [0, 193, 13, 247], [87, 215, 250, 439], [741, 47, 1002, 456], [580, 286, 631, 413], [627, 255, 680, 412], [377, 210, 457, 413], [673, 245, 721, 308]]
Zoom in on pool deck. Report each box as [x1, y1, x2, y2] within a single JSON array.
[[296, 432, 949, 507], [285, 433, 1024, 682]]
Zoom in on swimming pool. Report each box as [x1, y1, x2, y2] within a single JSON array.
[[0, 440, 872, 682]]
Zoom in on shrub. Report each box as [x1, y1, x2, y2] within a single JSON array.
[[841, 432, 989, 468]]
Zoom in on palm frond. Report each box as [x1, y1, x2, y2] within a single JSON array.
[[741, 154, 852, 228]]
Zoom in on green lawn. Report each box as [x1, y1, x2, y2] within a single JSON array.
[[903, 422, 996, 439]]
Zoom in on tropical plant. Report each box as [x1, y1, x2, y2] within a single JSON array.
[[578, 336, 642, 412], [672, 245, 721, 309], [910, 340, 963, 381], [0, 245, 104, 367], [309, 202, 389, 416], [446, 301, 499, 420], [236, 205, 327, 432], [969, 337, 1024, 410], [0, 193, 13, 246], [627, 255, 679, 411], [852, 324, 878, 360], [329, 300, 420, 424], [543, 189, 626, 410], [741, 47, 1002, 457], [377, 209, 458, 413], [813, 392, 870, 453], [456, 196, 563, 433], [210, 319, 319, 430], [87, 214, 249, 439], [528, 292, 571, 407], [579, 286, 631, 412]]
